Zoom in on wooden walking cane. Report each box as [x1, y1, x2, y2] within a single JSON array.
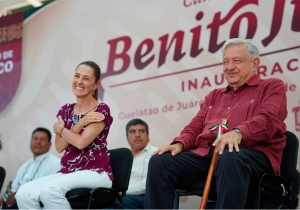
[[199, 119, 228, 210]]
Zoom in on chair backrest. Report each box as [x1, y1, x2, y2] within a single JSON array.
[[280, 131, 299, 182], [0, 166, 6, 193], [108, 148, 133, 192]]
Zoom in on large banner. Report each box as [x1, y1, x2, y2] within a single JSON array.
[[0, 1, 299, 206], [0, 12, 22, 115]]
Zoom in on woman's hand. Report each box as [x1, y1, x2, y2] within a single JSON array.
[[80, 107, 105, 127], [53, 115, 65, 135]]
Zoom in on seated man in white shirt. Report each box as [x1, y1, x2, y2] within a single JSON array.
[[0, 127, 60, 209], [122, 119, 157, 209]]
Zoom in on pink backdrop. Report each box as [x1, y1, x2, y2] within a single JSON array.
[[0, 0, 299, 207]]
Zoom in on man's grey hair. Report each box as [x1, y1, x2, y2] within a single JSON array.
[[222, 38, 259, 61]]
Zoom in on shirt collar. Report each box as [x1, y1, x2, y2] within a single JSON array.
[[221, 74, 260, 92], [33, 151, 50, 161], [143, 143, 152, 151], [134, 143, 152, 155]]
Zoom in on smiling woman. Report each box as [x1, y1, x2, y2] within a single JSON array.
[[15, 61, 114, 209], [72, 63, 100, 102]]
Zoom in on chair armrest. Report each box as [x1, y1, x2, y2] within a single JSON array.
[[259, 173, 290, 196], [88, 187, 122, 208]]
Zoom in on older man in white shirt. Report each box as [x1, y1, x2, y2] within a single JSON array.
[[0, 127, 60, 209], [122, 119, 157, 209]]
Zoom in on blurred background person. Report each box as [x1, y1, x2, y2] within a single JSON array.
[[0, 127, 60, 209], [122, 118, 157, 209]]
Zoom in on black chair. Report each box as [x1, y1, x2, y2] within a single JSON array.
[[66, 148, 133, 209], [173, 131, 300, 209], [0, 166, 6, 192]]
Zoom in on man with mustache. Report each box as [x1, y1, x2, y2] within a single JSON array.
[[122, 119, 157, 209]]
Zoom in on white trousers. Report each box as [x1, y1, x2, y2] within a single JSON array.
[[15, 170, 112, 209]]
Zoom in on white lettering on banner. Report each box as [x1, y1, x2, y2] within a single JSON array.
[[0, 50, 15, 74], [2, 50, 13, 59], [0, 60, 14, 74]]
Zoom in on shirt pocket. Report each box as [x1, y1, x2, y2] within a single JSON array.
[[225, 98, 255, 128]]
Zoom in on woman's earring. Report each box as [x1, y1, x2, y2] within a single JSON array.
[[92, 89, 95, 95]]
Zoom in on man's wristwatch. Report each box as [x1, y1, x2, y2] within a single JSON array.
[[233, 128, 242, 134], [233, 128, 243, 144]]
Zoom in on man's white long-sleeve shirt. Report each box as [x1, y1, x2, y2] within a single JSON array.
[[11, 152, 60, 192], [127, 143, 157, 195]]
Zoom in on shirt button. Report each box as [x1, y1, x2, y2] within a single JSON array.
[[228, 107, 230, 110], [234, 94, 236, 96]]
